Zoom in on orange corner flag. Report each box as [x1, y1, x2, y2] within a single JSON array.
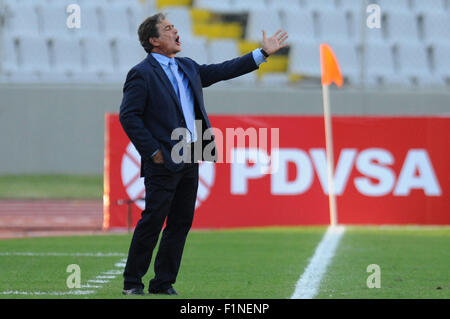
[[320, 43, 343, 87]]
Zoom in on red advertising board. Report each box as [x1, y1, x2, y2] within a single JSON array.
[[103, 114, 450, 229]]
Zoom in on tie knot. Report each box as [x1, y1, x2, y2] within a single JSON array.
[[169, 58, 176, 67]]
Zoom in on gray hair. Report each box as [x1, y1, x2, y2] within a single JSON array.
[[138, 12, 166, 53]]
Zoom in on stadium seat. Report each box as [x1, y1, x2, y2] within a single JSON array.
[[326, 41, 360, 85], [303, 0, 336, 11], [16, 36, 51, 82], [385, 11, 421, 44], [0, 36, 19, 82], [113, 37, 147, 73], [206, 39, 239, 64], [49, 36, 84, 82], [364, 42, 401, 86], [99, 4, 133, 36], [230, 0, 267, 11], [430, 43, 450, 84], [412, 0, 446, 13], [80, 36, 116, 82], [3, 3, 40, 37], [177, 37, 208, 64], [246, 9, 283, 42], [266, 0, 302, 10], [128, 2, 147, 34], [421, 12, 450, 44], [316, 9, 351, 43], [396, 42, 445, 87], [193, 0, 233, 13], [376, 0, 411, 12], [38, 3, 77, 37], [281, 10, 316, 42], [336, 0, 366, 14], [288, 40, 321, 79], [72, 4, 102, 37], [164, 7, 193, 38], [352, 9, 385, 43]]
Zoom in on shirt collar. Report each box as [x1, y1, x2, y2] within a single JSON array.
[[151, 53, 176, 67]]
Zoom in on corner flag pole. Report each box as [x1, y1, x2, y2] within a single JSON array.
[[320, 44, 343, 226]]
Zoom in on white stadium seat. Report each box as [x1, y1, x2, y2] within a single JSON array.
[[431, 43, 450, 81], [413, 0, 446, 13], [207, 39, 239, 64], [99, 5, 133, 36], [72, 4, 101, 37], [364, 42, 401, 86], [0, 37, 19, 82], [16, 36, 51, 82], [80, 36, 116, 82], [303, 0, 336, 11], [164, 7, 193, 39], [128, 2, 147, 34], [385, 11, 421, 44], [326, 41, 360, 85], [230, 0, 267, 11], [353, 9, 385, 43], [113, 37, 147, 73], [246, 9, 283, 42], [421, 12, 450, 44], [376, 0, 411, 12], [3, 3, 40, 37], [396, 42, 445, 86], [266, 0, 302, 10], [288, 40, 321, 78], [49, 36, 84, 82], [337, 0, 366, 14], [281, 10, 316, 42], [177, 37, 208, 64], [317, 10, 351, 43], [193, 0, 233, 13], [38, 3, 77, 37]]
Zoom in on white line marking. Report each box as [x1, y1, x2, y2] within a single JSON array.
[[102, 270, 123, 275], [80, 284, 102, 289], [0, 252, 126, 257], [291, 225, 346, 299], [0, 290, 95, 296], [96, 275, 116, 279], [88, 279, 110, 283], [0, 255, 127, 296]]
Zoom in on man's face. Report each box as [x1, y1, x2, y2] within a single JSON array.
[[150, 19, 181, 57]]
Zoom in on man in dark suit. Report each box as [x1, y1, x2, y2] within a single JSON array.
[[119, 12, 288, 295]]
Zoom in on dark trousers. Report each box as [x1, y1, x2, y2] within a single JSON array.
[[123, 160, 199, 291]]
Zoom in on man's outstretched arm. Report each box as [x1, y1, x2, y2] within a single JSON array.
[[198, 29, 289, 87]]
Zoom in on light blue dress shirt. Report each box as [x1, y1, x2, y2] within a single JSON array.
[[151, 49, 266, 158]]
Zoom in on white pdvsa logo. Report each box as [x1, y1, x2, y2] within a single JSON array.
[[231, 148, 442, 197], [120, 143, 215, 210]]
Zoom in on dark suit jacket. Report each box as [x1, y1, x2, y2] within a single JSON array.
[[119, 52, 259, 176]]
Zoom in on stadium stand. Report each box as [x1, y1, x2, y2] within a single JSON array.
[[0, 0, 449, 88]]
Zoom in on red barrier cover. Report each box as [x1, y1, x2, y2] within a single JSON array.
[[104, 114, 450, 229]]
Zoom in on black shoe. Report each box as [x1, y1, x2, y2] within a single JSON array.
[[148, 287, 178, 295], [122, 287, 144, 295]]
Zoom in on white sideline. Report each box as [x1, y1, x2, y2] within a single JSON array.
[[0, 252, 126, 257], [291, 225, 346, 299], [0, 256, 127, 296]]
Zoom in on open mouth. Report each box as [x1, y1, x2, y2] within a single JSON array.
[[175, 35, 181, 46]]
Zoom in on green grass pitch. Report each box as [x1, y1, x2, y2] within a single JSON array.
[[0, 227, 448, 299]]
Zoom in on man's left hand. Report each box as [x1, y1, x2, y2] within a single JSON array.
[[261, 29, 289, 56]]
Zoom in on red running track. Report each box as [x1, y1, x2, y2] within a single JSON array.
[[0, 199, 106, 238]]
